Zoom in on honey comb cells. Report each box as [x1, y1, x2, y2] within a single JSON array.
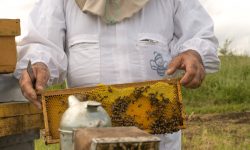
[[42, 79, 185, 144]]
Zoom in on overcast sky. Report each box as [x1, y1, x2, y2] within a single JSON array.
[[0, 0, 250, 55]]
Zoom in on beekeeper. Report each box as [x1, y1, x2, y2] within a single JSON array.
[[14, 0, 220, 149]]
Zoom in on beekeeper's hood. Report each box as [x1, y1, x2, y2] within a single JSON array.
[[75, 0, 150, 24]]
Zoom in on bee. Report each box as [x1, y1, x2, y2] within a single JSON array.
[[108, 86, 113, 93], [99, 97, 104, 102], [162, 98, 170, 105], [149, 93, 158, 106], [133, 87, 143, 99], [160, 93, 164, 98], [116, 96, 121, 100]]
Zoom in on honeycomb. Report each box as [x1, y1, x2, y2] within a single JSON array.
[[42, 79, 185, 144]]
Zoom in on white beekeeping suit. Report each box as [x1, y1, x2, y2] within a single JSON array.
[[14, 0, 220, 149]]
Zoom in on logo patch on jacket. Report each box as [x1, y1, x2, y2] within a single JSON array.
[[150, 51, 168, 76]]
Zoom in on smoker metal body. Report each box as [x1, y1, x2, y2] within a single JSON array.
[[59, 96, 111, 150]]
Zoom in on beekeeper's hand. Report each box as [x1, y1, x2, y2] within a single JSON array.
[[166, 50, 205, 89], [19, 62, 50, 109]]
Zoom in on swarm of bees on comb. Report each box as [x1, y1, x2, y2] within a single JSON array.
[[75, 81, 185, 134], [42, 80, 185, 143]]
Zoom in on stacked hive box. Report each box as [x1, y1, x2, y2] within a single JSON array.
[[0, 19, 20, 74], [0, 19, 43, 150], [0, 103, 43, 150]]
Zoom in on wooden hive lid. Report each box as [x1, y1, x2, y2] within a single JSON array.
[[0, 19, 21, 36]]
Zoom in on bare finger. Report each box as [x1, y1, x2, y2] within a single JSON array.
[[184, 71, 202, 89], [185, 64, 205, 88], [180, 63, 197, 85], [167, 56, 182, 75]]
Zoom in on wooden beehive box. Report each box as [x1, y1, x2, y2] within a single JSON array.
[[73, 127, 160, 150], [0, 102, 44, 137], [0, 19, 20, 73]]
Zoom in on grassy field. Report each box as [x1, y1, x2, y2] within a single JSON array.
[[182, 112, 250, 150], [182, 55, 250, 114], [181, 55, 250, 150], [35, 55, 250, 150]]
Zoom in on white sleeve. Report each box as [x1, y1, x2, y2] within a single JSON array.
[[14, 0, 67, 85], [170, 0, 220, 73]]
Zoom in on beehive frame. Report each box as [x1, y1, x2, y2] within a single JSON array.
[[42, 79, 185, 144]]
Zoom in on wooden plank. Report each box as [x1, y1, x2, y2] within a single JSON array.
[[0, 37, 17, 73], [0, 102, 42, 118], [0, 19, 20, 36], [0, 114, 44, 137], [0, 102, 43, 137]]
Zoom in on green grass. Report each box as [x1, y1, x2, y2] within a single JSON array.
[[185, 102, 250, 114], [182, 55, 250, 114], [46, 82, 66, 91], [181, 55, 250, 149], [35, 140, 59, 150]]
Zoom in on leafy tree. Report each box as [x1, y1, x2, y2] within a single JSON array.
[[219, 39, 233, 56]]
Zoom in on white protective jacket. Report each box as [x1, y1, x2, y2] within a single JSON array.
[[14, 0, 220, 149]]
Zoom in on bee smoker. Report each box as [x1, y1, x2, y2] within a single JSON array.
[[59, 95, 112, 150]]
